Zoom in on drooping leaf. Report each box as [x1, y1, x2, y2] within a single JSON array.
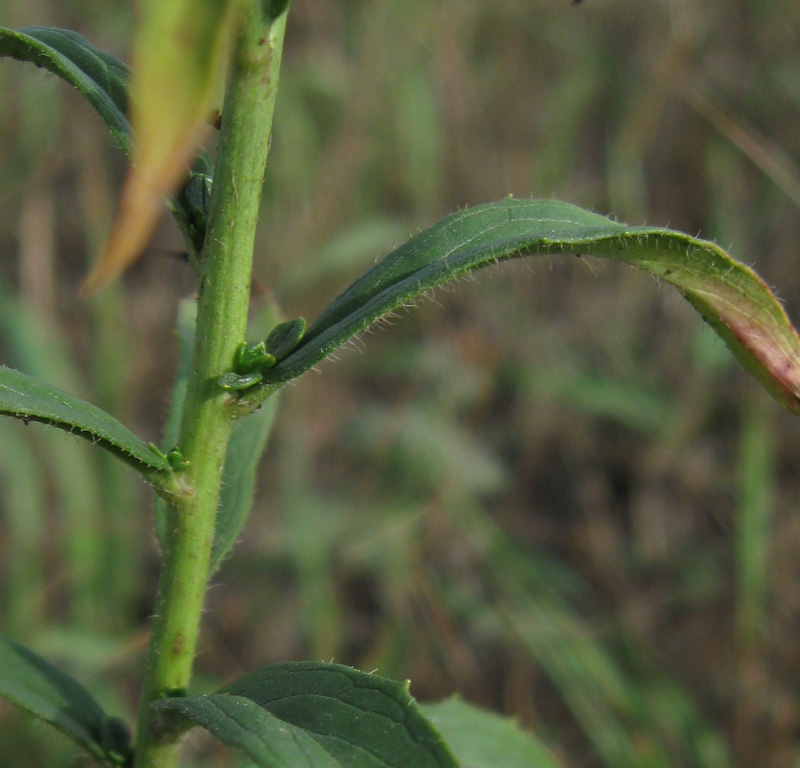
[[0, 364, 169, 477], [420, 698, 563, 768], [86, 0, 244, 291], [153, 662, 458, 768], [0, 636, 132, 766], [236, 199, 800, 419], [0, 26, 214, 262]]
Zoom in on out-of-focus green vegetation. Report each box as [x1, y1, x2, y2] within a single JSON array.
[[2, 0, 800, 765]]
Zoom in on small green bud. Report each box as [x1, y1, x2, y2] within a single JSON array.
[[218, 370, 264, 391], [235, 341, 276, 374], [165, 447, 189, 471], [264, 317, 306, 361]]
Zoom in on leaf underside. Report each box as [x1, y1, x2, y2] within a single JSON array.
[[238, 198, 800, 418], [154, 662, 458, 768], [0, 364, 169, 474], [0, 636, 129, 764]]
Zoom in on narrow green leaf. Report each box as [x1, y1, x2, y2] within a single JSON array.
[[0, 284, 108, 625], [0, 26, 214, 263], [524, 366, 674, 436], [243, 199, 800, 418], [277, 217, 410, 299], [420, 698, 563, 768], [0, 421, 46, 634], [0, 26, 130, 152], [154, 299, 198, 548], [154, 662, 459, 768], [211, 393, 279, 572], [0, 364, 169, 476], [735, 401, 774, 648], [0, 636, 131, 765]]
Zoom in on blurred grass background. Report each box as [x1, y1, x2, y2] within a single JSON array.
[[3, 0, 800, 765]]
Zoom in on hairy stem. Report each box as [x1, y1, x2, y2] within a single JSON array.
[[132, 7, 287, 768]]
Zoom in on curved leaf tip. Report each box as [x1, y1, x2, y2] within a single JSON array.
[[232, 198, 800, 420], [679, 272, 800, 414]]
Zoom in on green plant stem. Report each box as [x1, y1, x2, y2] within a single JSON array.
[[132, 7, 287, 768]]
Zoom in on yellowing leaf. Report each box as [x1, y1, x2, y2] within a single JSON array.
[[84, 0, 243, 292]]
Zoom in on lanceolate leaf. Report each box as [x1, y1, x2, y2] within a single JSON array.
[[0, 364, 170, 476], [0, 26, 214, 262], [0, 26, 130, 152], [238, 199, 800, 417], [210, 394, 279, 571], [0, 636, 132, 765], [153, 662, 458, 768], [153, 300, 198, 549], [420, 698, 563, 768]]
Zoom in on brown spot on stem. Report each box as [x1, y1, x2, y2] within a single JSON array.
[[171, 633, 187, 657]]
